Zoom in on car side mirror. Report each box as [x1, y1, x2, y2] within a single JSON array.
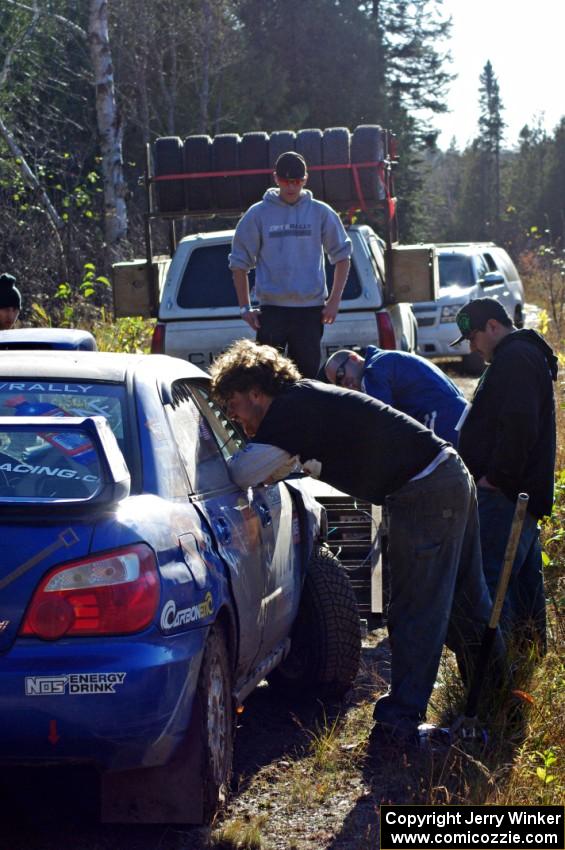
[[480, 271, 505, 287]]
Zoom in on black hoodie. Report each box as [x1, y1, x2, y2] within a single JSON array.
[[458, 329, 558, 519]]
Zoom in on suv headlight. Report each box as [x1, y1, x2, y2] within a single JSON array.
[[440, 304, 466, 323]]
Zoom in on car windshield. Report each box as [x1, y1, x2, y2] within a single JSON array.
[[439, 255, 475, 288], [177, 243, 361, 308], [0, 380, 127, 466], [0, 422, 104, 501]]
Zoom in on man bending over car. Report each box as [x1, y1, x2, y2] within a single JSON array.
[[210, 339, 505, 750]]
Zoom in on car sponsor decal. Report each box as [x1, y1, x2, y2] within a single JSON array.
[[0, 383, 94, 394], [0, 462, 99, 482], [25, 672, 126, 696], [160, 592, 214, 630]]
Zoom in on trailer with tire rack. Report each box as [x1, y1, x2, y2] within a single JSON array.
[[113, 124, 439, 322]]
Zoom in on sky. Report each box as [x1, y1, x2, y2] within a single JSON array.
[[432, 0, 564, 150]]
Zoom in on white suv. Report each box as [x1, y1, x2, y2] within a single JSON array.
[[411, 243, 524, 373]]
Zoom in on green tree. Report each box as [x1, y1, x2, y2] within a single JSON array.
[[478, 60, 505, 233]]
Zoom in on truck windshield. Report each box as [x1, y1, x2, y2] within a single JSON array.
[[439, 255, 475, 288], [177, 244, 361, 308]]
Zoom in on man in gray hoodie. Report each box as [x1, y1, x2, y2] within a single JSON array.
[[229, 151, 352, 377]]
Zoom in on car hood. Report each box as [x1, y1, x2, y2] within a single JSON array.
[[414, 284, 474, 311]]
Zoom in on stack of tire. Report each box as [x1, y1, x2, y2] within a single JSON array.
[[153, 125, 387, 214]]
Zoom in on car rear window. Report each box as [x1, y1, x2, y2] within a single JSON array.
[[177, 243, 361, 308], [0, 381, 127, 463], [0, 422, 104, 501], [439, 255, 475, 287]]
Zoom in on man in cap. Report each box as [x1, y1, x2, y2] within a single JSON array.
[[0, 273, 21, 330], [325, 346, 468, 445], [229, 151, 352, 377], [452, 297, 558, 651]]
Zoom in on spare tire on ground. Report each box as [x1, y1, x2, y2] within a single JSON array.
[[322, 127, 352, 206], [269, 130, 297, 169], [351, 125, 386, 203], [183, 135, 213, 212], [296, 128, 324, 200], [153, 136, 185, 213], [239, 131, 270, 207], [268, 546, 361, 698], [211, 133, 241, 210]]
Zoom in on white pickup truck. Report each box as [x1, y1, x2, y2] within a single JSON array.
[[113, 125, 438, 370], [146, 223, 419, 368]]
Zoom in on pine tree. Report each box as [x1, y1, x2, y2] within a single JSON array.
[[477, 60, 505, 235]]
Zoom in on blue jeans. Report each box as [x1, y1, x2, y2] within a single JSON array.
[[477, 488, 546, 652], [373, 453, 505, 735]]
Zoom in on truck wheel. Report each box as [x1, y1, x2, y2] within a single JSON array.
[[211, 133, 241, 210], [351, 125, 386, 203], [269, 546, 361, 698], [322, 127, 352, 205], [154, 136, 185, 213], [240, 131, 270, 207], [462, 351, 486, 376], [197, 624, 234, 822], [269, 130, 297, 168], [296, 128, 324, 200], [183, 135, 213, 212]]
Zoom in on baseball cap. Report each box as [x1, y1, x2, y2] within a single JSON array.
[[0, 273, 22, 310], [275, 151, 307, 179], [449, 298, 512, 346]]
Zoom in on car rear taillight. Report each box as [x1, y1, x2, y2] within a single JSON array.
[[19, 544, 160, 640], [151, 323, 165, 354], [376, 311, 397, 350]]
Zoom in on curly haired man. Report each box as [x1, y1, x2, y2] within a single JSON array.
[[210, 339, 505, 749]]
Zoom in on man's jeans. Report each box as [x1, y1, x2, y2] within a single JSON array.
[[477, 488, 546, 652], [374, 452, 504, 735]]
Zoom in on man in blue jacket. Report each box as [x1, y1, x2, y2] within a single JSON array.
[[325, 346, 468, 445], [229, 151, 352, 378], [453, 298, 558, 652]]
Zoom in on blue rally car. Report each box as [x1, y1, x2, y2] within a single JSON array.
[[0, 351, 360, 824]]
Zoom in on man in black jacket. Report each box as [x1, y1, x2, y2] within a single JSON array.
[[452, 298, 558, 651], [211, 339, 504, 748]]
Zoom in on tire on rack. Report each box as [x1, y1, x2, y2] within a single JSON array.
[[351, 125, 386, 203], [322, 127, 352, 206], [153, 136, 185, 213], [268, 546, 361, 698], [183, 135, 213, 212], [211, 133, 241, 211], [296, 128, 324, 200], [197, 623, 234, 823], [239, 131, 270, 207], [269, 130, 297, 169]]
